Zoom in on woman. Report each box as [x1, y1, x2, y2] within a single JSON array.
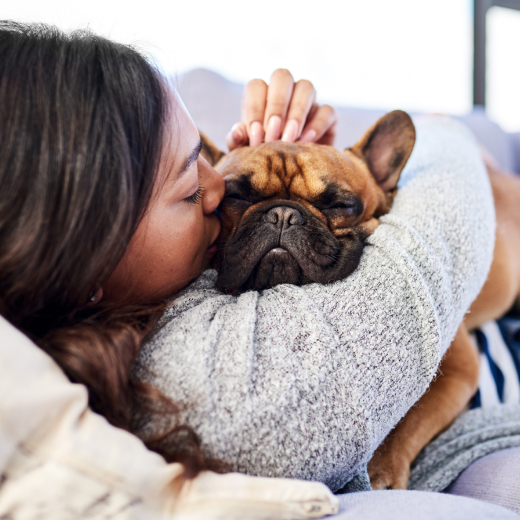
[[0, 20, 337, 473], [1, 21, 517, 519]]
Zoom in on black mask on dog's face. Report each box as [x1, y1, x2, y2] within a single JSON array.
[[215, 191, 369, 292], [202, 110, 416, 294]]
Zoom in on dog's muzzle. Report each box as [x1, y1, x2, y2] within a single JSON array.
[[215, 199, 367, 293]]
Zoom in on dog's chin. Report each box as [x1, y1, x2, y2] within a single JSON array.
[[216, 235, 365, 293], [245, 248, 302, 291]]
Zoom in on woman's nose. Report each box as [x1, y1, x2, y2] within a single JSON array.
[[199, 156, 225, 215]]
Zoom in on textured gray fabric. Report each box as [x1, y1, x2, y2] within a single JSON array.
[[445, 446, 520, 514], [134, 118, 495, 492], [409, 404, 520, 492], [328, 490, 520, 519], [336, 466, 371, 493]]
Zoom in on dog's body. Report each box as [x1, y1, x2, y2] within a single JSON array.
[[201, 112, 520, 489], [368, 165, 520, 489]]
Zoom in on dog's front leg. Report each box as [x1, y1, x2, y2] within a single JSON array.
[[367, 323, 480, 490]]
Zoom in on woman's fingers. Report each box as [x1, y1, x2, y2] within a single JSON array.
[[236, 70, 335, 149], [226, 122, 248, 151], [281, 79, 316, 142], [299, 104, 338, 146], [241, 78, 268, 146], [263, 69, 295, 142]]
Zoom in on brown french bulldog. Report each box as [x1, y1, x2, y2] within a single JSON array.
[[201, 111, 520, 489], [206, 111, 414, 293]]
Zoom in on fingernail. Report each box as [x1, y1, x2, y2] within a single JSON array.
[[231, 123, 244, 144], [299, 129, 317, 143], [265, 115, 282, 142], [282, 119, 299, 142], [250, 121, 264, 147]]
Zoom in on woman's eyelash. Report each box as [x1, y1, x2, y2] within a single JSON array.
[[184, 185, 205, 205]]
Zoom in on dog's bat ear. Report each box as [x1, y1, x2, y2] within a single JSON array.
[[200, 131, 226, 166], [348, 110, 415, 192]]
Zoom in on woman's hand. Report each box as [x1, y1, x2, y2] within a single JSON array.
[[226, 69, 337, 151]]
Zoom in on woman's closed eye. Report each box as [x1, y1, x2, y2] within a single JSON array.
[[184, 185, 205, 205]]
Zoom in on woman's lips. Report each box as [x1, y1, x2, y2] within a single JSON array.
[[207, 243, 217, 258]]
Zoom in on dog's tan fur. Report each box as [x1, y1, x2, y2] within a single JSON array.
[[368, 165, 520, 489], [201, 114, 520, 489]]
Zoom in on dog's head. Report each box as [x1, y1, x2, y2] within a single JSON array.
[[203, 110, 415, 293]]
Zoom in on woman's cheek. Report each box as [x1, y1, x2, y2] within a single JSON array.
[[168, 204, 206, 253]]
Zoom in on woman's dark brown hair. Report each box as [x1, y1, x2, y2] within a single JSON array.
[[0, 21, 224, 477]]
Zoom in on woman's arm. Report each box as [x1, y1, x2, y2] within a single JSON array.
[[134, 117, 495, 491]]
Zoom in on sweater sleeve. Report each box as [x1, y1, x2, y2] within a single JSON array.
[[134, 117, 495, 491]]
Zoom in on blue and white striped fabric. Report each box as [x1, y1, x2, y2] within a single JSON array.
[[470, 319, 520, 409]]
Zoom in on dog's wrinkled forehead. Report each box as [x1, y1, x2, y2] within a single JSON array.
[[217, 141, 369, 200]]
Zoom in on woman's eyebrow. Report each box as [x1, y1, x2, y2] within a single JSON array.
[[178, 137, 203, 179]]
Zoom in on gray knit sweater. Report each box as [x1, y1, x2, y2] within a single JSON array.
[[134, 118, 495, 492]]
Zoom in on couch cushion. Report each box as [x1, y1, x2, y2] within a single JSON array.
[[176, 68, 518, 173]]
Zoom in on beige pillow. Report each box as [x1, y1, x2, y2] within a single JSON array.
[[0, 315, 338, 519]]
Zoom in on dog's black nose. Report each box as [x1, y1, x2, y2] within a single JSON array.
[[263, 206, 305, 229]]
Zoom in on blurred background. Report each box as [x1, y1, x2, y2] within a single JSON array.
[[1, 0, 519, 131]]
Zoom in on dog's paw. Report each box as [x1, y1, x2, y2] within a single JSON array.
[[367, 451, 411, 490]]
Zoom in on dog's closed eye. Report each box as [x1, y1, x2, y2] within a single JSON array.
[[223, 178, 264, 206], [319, 198, 363, 219], [223, 193, 253, 213], [225, 193, 248, 201]]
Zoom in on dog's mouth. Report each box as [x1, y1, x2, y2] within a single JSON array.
[[246, 246, 301, 290], [215, 200, 367, 292]]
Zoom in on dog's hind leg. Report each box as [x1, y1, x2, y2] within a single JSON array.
[[368, 324, 480, 490]]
